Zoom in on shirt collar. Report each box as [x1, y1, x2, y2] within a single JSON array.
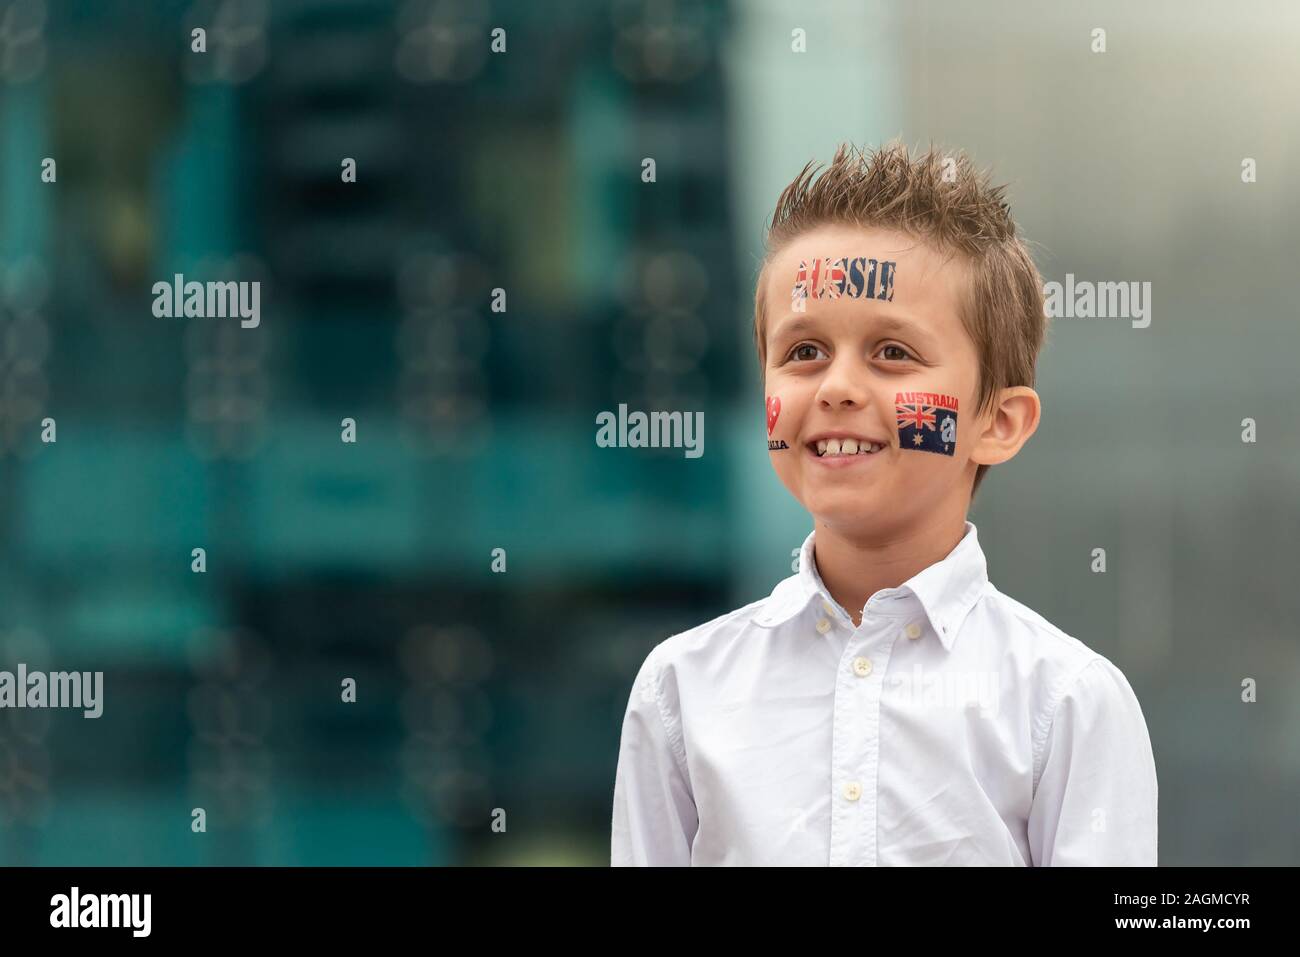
[[754, 521, 989, 651]]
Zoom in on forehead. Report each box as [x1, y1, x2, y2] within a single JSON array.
[[763, 223, 970, 345]]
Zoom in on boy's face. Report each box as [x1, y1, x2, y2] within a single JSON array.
[[762, 224, 985, 539]]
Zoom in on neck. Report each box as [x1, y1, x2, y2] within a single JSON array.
[[812, 509, 967, 627]]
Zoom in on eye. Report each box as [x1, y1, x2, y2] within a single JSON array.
[[788, 342, 829, 362], [878, 343, 915, 361]]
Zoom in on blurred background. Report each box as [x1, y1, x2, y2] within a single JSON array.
[[0, 0, 1297, 865]]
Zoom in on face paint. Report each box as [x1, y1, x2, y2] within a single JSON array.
[[766, 395, 789, 450], [895, 391, 959, 456], [792, 256, 897, 306], [766, 396, 781, 435]]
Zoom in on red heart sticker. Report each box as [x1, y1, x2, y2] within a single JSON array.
[[765, 396, 781, 436]]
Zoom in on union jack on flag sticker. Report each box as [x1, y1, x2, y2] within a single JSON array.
[[791, 256, 895, 304], [896, 391, 959, 456]]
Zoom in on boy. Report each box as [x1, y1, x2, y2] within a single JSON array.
[[610, 141, 1158, 866]]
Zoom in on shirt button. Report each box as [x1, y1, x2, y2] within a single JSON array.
[[851, 656, 872, 677], [816, 618, 831, 635], [904, 622, 923, 640], [821, 599, 836, 616], [843, 781, 862, 801]]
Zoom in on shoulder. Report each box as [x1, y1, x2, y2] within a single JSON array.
[[630, 592, 775, 694], [972, 583, 1117, 690], [973, 584, 1150, 774], [971, 583, 1144, 717]]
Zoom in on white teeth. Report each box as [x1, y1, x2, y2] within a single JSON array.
[[815, 438, 883, 456]]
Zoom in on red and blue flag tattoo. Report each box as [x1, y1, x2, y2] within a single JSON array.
[[896, 391, 958, 456]]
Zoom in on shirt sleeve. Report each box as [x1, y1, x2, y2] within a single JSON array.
[[1027, 656, 1159, 866], [611, 646, 698, 866]]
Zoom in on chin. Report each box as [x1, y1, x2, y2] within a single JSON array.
[[801, 492, 889, 534]]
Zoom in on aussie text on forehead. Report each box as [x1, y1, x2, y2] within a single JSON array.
[[791, 256, 898, 309]]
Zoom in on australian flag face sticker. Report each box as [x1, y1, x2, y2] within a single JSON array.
[[896, 391, 959, 456]]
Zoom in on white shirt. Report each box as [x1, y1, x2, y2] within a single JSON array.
[[611, 521, 1158, 866]]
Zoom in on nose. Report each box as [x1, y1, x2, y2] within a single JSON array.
[[814, 355, 870, 411]]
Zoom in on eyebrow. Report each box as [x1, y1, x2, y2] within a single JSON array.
[[769, 312, 934, 346]]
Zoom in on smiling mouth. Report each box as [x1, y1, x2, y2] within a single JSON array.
[[809, 438, 885, 457]]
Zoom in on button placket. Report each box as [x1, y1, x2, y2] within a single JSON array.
[[828, 615, 902, 865], [833, 615, 909, 866]]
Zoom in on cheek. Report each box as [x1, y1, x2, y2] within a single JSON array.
[[763, 384, 807, 460], [762, 380, 799, 433], [768, 431, 804, 498], [764, 393, 782, 437], [892, 389, 961, 458]]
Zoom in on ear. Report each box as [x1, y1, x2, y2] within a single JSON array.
[[968, 386, 1040, 467]]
